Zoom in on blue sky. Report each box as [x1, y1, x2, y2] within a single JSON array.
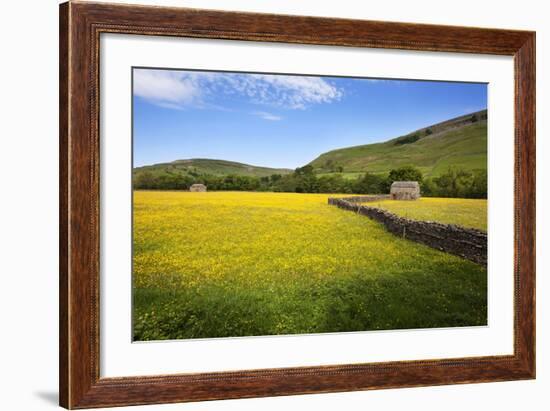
[[133, 68, 487, 169]]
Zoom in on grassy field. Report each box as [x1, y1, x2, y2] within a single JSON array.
[[134, 158, 292, 180], [316, 172, 365, 180], [370, 198, 487, 231], [309, 120, 487, 177], [133, 191, 487, 341]]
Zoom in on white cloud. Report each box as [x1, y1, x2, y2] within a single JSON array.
[[133, 70, 201, 107], [133, 69, 343, 110], [251, 74, 342, 109], [252, 111, 282, 121]]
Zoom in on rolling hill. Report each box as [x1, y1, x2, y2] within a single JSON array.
[[309, 110, 487, 178], [134, 158, 292, 179], [134, 110, 487, 184]]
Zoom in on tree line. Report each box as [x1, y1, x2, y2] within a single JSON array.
[[133, 164, 487, 199]]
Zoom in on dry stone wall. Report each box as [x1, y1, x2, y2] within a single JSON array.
[[335, 195, 391, 203], [328, 196, 487, 266]]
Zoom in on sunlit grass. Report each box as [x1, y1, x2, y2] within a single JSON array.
[[133, 191, 487, 341], [370, 197, 487, 231]]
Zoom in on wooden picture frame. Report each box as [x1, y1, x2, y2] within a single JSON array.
[[59, 1, 535, 408]]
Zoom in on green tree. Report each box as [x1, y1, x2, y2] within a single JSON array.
[[134, 171, 156, 189], [394, 134, 420, 145], [295, 165, 314, 175], [354, 173, 385, 194], [388, 165, 423, 183], [433, 167, 473, 198], [469, 169, 488, 198], [420, 177, 437, 197]]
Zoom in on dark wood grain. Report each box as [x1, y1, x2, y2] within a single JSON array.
[[59, 2, 69, 407], [59, 1, 536, 408], [514, 34, 536, 377]]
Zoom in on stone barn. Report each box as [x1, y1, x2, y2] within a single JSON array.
[[189, 183, 207, 192], [390, 181, 420, 200]]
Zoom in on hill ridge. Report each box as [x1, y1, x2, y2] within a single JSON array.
[[134, 109, 487, 180], [308, 109, 487, 178], [134, 158, 292, 178]]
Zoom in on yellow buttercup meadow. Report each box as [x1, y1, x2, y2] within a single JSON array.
[[133, 191, 487, 341]]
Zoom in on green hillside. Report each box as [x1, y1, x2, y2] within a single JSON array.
[[134, 158, 292, 179], [309, 110, 487, 178]]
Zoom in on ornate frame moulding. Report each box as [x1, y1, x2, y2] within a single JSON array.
[[59, 1, 535, 408]]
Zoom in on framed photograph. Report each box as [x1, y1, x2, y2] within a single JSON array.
[[59, 1, 535, 408]]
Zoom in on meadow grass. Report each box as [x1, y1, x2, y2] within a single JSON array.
[[372, 197, 487, 231], [133, 191, 487, 341], [310, 122, 487, 177]]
